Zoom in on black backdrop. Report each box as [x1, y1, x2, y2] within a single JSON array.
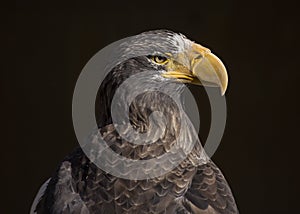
[[6, 0, 298, 213]]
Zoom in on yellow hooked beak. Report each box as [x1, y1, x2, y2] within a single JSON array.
[[162, 43, 228, 95]]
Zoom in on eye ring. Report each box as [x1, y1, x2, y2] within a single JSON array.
[[152, 55, 168, 64]]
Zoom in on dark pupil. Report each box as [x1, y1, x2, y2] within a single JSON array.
[[156, 56, 166, 62]]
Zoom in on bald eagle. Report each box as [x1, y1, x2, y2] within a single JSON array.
[[31, 30, 238, 214]]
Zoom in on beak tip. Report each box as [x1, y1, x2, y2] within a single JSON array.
[[221, 79, 228, 96], [221, 88, 226, 96]]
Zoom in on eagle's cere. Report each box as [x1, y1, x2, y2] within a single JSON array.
[[31, 30, 238, 214]]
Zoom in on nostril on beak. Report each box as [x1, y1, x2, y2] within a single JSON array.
[[191, 54, 203, 68], [194, 54, 203, 60]]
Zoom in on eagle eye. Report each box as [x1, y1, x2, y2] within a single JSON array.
[[151, 55, 168, 64]]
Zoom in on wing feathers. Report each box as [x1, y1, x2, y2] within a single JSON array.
[[184, 161, 239, 214]]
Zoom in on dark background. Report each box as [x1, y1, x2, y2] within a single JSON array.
[[5, 0, 298, 213]]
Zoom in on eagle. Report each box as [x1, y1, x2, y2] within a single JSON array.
[[31, 30, 239, 214]]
